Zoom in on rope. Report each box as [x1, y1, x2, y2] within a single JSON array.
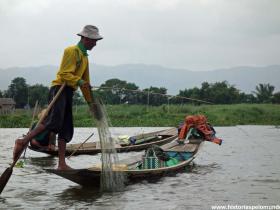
[[91, 86, 213, 104], [22, 100, 39, 159]]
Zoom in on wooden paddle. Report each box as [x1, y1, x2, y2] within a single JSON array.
[[0, 83, 66, 195]]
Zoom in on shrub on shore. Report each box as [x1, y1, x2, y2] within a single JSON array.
[[0, 104, 279, 128]]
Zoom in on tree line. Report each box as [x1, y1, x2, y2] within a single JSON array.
[[0, 77, 279, 108]]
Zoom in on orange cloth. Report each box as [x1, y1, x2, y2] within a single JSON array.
[[178, 115, 222, 145]]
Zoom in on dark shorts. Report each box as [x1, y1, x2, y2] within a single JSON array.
[[43, 85, 74, 143], [34, 130, 51, 146], [31, 122, 50, 146]]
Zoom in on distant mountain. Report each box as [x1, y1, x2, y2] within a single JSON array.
[[0, 64, 279, 95]]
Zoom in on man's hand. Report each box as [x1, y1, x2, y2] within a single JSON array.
[[78, 79, 103, 120], [88, 101, 102, 120]]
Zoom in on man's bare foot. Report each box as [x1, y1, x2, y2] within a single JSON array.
[[13, 139, 25, 162], [57, 164, 73, 170]]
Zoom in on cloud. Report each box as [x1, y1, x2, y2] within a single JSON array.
[[0, 0, 51, 15], [0, 0, 279, 70]]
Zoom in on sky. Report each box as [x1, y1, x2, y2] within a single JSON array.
[[0, 0, 280, 71]]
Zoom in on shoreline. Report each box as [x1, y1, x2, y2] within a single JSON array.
[[0, 104, 279, 128]]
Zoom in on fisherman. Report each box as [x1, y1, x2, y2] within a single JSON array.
[[13, 25, 103, 170]]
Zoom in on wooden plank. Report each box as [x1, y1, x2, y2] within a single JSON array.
[[164, 143, 197, 152]]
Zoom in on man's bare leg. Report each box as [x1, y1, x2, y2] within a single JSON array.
[[30, 139, 48, 150], [13, 123, 46, 162], [57, 139, 72, 170], [48, 132, 56, 151]]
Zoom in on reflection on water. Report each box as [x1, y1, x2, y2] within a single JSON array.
[[27, 157, 57, 168], [191, 162, 222, 175], [55, 186, 101, 204], [0, 126, 280, 209]]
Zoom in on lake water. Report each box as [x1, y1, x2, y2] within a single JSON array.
[[0, 126, 279, 210]]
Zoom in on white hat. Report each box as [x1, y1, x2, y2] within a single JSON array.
[[77, 25, 103, 40]]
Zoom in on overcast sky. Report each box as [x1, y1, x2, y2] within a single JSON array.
[[0, 0, 280, 71]]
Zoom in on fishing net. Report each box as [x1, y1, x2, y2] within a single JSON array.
[[90, 97, 125, 192]]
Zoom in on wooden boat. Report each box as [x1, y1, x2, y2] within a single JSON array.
[[46, 137, 204, 188], [28, 128, 178, 156]]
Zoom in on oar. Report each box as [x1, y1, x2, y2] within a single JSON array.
[[67, 132, 94, 159], [0, 83, 66, 195], [22, 100, 39, 159]]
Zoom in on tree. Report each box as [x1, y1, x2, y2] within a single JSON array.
[[0, 90, 2, 98], [272, 92, 280, 104], [177, 87, 201, 104], [28, 84, 49, 107], [97, 78, 139, 104], [208, 81, 240, 104], [238, 93, 257, 103], [176, 81, 240, 104], [253, 83, 275, 103], [122, 82, 140, 104], [142, 86, 168, 106], [200, 82, 211, 101], [6, 77, 28, 108]]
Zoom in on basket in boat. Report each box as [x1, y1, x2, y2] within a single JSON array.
[[142, 147, 165, 169]]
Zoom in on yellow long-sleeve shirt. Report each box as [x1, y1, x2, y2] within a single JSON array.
[[52, 44, 90, 90]]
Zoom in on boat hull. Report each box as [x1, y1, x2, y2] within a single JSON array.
[[46, 139, 203, 188]]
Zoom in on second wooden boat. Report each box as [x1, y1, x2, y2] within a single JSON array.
[[28, 128, 178, 156]]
